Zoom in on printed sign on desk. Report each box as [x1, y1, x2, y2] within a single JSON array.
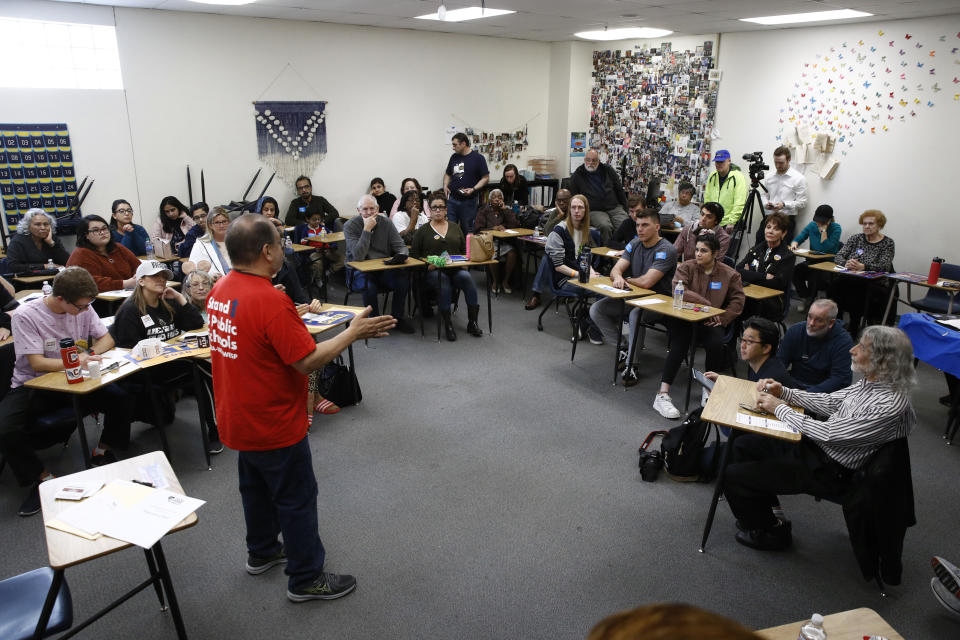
[[302, 310, 355, 328], [123, 340, 210, 368]]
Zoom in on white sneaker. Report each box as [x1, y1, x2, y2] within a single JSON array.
[[653, 393, 681, 419], [701, 388, 710, 407]]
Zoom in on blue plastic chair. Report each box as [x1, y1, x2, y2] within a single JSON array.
[[0, 568, 73, 639]]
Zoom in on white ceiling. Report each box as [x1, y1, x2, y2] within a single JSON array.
[[53, 0, 960, 41]]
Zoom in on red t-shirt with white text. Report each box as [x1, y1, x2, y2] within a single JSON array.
[[207, 270, 316, 451]]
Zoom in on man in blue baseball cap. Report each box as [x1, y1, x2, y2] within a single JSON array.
[[703, 149, 747, 230]]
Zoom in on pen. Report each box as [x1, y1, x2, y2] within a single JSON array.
[[131, 479, 154, 488]]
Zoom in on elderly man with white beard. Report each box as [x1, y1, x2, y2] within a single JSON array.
[[569, 148, 628, 244]]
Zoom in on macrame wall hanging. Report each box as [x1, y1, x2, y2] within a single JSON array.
[[253, 100, 327, 184]]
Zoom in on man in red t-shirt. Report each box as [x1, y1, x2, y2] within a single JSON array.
[[208, 214, 395, 603]]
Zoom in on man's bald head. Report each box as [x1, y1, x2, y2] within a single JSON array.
[[226, 213, 280, 267]]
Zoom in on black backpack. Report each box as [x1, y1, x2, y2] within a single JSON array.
[[660, 407, 720, 483]]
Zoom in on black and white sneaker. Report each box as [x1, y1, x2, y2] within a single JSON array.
[[287, 572, 357, 602], [587, 326, 604, 345], [246, 548, 287, 575], [616, 349, 629, 372], [17, 483, 41, 517]]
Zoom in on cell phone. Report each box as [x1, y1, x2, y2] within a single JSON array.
[[692, 368, 714, 391], [738, 402, 772, 416]]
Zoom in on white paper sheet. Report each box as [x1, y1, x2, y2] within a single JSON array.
[[101, 289, 135, 298], [631, 298, 665, 307], [735, 412, 799, 434], [595, 284, 628, 293], [99, 488, 205, 549]]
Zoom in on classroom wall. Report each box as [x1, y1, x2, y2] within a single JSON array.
[[711, 14, 960, 272], [1, 2, 552, 231]]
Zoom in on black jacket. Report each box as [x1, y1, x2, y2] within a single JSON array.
[[570, 163, 627, 212], [6, 233, 70, 272]]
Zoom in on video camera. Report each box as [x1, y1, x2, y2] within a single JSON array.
[[742, 151, 769, 184]]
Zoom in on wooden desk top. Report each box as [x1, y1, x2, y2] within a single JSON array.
[[626, 293, 725, 322], [98, 281, 179, 301], [791, 248, 835, 260], [486, 228, 534, 238], [757, 607, 902, 640], [12, 274, 53, 285], [305, 303, 366, 335], [591, 246, 625, 259], [887, 271, 960, 291], [425, 258, 499, 268], [15, 288, 41, 300], [347, 256, 426, 272], [568, 276, 653, 299], [744, 283, 784, 300], [295, 232, 345, 249], [809, 261, 887, 279], [661, 227, 681, 235], [40, 451, 198, 569], [701, 375, 802, 441], [139, 255, 187, 263]]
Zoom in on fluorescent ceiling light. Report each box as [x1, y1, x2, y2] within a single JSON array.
[[740, 9, 872, 25], [188, 0, 256, 6], [416, 7, 515, 22], [575, 27, 673, 41]]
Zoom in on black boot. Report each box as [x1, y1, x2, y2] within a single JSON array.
[[441, 310, 457, 341], [467, 304, 483, 337]]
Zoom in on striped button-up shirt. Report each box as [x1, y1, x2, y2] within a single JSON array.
[[775, 379, 915, 470]]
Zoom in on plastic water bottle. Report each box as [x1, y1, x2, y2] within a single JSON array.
[[673, 280, 685, 310], [45, 258, 55, 270], [41, 280, 52, 296], [284, 235, 294, 255], [797, 613, 826, 640], [144, 238, 155, 259]]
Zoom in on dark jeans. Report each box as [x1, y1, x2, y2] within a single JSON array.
[[350, 269, 410, 318], [0, 384, 133, 486], [422, 269, 478, 311], [237, 436, 326, 590], [661, 320, 729, 386], [724, 434, 852, 530], [446, 197, 478, 236], [828, 276, 892, 333], [531, 255, 553, 295], [793, 259, 831, 298]]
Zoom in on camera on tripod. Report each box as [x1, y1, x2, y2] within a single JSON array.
[[742, 151, 769, 184]]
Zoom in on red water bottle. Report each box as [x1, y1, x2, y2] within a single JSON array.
[[59, 338, 82, 384], [929, 257, 944, 285]]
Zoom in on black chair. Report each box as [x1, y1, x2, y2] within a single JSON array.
[[0, 344, 81, 478], [814, 438, 915, 595], [911, 263, 960, 314]]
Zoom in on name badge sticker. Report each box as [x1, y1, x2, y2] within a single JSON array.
[[299, 206, 306, 214], [710, 281, 722, 290], [44, 338, 58, 352], [655, 251, 666, 260], [141, 314, 155, 328]]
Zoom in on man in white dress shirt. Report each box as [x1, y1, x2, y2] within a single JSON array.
[[756, 145, 807, 243]]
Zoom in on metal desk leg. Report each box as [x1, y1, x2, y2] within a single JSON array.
[[144, 370, 172, 462], [699, 429, 735, 552], [144, 549, 167, 610], [72, 396, 92, 469], [436, 269, 442, 342], [486, 265, 493, 333], [152, 542, 189, 640], [31, 569, 64, 640], [612, 299, 626, 385], [882, 281, 899, 326], [683, 323, 700, 413], [191, 364, 212, 470]]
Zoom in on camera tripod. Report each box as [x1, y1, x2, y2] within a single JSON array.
[[729, 180, 766, 259]]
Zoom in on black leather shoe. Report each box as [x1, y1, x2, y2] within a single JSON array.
[[440, 311, 456, 342], [735, 522, 792, 551], [524, 295, 541, 310]]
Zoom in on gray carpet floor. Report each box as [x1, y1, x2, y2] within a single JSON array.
[[1, 281, 958, 639]]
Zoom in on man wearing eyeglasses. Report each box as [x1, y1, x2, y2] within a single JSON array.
[[705, 316, 795, 387], [0, 267, 134, 517]]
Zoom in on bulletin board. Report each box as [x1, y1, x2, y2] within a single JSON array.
[[588, 41, 718, 201], [466, 126, 528, 172]]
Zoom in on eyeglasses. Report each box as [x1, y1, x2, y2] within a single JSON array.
[[115, 208, 133, 214], [188, 282, 211, 290], [738, 336, 765, 346], [211, 220, 230, 227], [87, 226, 110, 235], [67, 299, 92, 311], [430, 205, 447, 211]]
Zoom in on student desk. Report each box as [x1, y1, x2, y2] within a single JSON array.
[[743, 283, 784, 300], [884, 271, 960, 317], [757, 607, 902, 640], [97, 282, 180, 302], [294, 230, 345, 251], [627, 294, 724, 410], [347, 256, 425, 333], [567, 276, 652, 383], [790, 248, 835, 260], [661, 227, 681, 237], [11, 273, 54, 288], [809, 261, 888, 329], [36, 450, 196, 639], [698, 375, 802, 552], [590, 246, 624, 260], [485, 227, 534, 239], [421, 258, 498, 340]]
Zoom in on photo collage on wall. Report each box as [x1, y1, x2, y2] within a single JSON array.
[[589, 41, 718, 203], [465, 126, 528, 171]]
